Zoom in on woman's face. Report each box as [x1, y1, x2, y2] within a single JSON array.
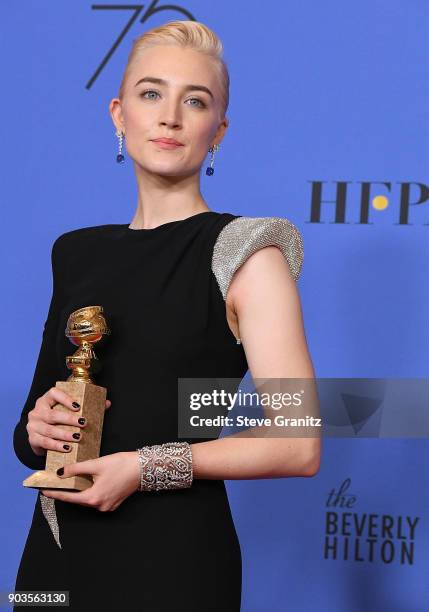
[[110, 44, 228, 177]]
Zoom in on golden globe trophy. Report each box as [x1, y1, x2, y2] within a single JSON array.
[[23, 305, 110, 491]]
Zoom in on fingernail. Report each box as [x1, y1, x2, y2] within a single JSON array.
[[78, 418, 86, 425], [72, 402, 80, 409], [57, 467, 64, 476], [72, 433, 80, 440], [63, 444, 70, 450]]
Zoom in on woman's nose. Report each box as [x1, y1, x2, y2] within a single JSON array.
[[159, 102, 182, 128]]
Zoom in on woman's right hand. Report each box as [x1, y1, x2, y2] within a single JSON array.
[[26, 386, 112, 457]]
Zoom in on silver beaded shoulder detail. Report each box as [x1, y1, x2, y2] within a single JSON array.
[[211, 216, 304, 302], [39, 493, 62, 549]]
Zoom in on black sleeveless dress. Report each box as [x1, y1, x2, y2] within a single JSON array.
[[13, 210, 303, 611]]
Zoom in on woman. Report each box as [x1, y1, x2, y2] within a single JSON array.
[[13, 20, 320, 611]]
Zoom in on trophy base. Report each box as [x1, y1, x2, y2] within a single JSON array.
[[23, 380, 107, 491], [23, 470, 93, 491]]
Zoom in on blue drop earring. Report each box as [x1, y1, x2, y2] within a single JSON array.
[[116, 129, 125, 163], [206, 144, 220, 175]]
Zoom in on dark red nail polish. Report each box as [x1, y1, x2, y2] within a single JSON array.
[[72, 433, 80, 440], [78, 418, 86, 425], [57, 467, 64, 476], [63, 444, 70, 450]]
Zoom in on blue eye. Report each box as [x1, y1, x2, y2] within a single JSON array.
[[140, 90, 159, 100], [140, 90, 206, 108], [187, 98, 205, 108]]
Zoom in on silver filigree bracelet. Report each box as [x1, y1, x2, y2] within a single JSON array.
[[136, 442, 193, 492]]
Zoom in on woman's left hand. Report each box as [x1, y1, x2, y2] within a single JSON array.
[[40, 451, 140, 512]]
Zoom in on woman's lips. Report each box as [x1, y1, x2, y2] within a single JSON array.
[[150, 140, 184, 150]]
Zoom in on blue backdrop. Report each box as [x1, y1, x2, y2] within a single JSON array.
[[1, 2, 428, 611]]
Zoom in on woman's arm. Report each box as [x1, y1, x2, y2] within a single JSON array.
[[191, 244, 321, 480], [13, 236, 65, 470]]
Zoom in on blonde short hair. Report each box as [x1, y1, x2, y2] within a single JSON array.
[[118, 20, 230, 117]]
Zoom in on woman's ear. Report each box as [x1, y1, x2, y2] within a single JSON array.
[[213, 115, 229, 148], [109, 98, 124, 133]]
